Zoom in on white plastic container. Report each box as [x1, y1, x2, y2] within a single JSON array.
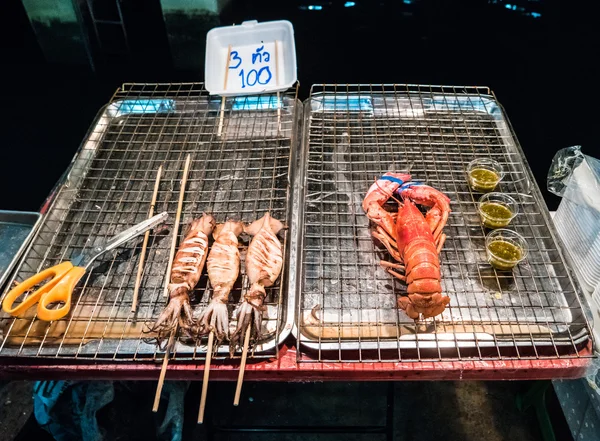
[[205, 20, 297, 96], [553, 158, 600, 293], [592, 283, 600, 343], [550, 148, 600, 441]]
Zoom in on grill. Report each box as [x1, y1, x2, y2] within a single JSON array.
[[295, 84, 593, 362], [0, 83, 299, 361]]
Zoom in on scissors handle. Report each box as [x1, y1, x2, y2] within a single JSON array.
[[2, 261, 86, 321], [3, 261, 74, 318], [37, 266, 86, 321]]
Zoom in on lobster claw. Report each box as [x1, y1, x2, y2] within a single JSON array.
[[398, 183, 451, 240]]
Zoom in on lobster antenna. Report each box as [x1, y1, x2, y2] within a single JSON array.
[[389, 193, 403, 205]]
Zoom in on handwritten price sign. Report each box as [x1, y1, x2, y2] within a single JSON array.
[[225, 42, 278, 91], [205, 20, 295, 96]]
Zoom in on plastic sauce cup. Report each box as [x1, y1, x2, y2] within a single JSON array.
[[467, 158, 505, 192], [478, 192, 519, 228], [485, 229, 528, 271]]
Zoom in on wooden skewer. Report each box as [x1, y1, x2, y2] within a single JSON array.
[[163, 155, 192, 298], [274, 40, 281, 132], [198, 314, 217, 424], [276, 94, 281, 133], [233, 324, 252, 406], [153, 155, 190, 409], [223, 44, 232, 89], [218, 44, 233, 138], [153, 326, 176, 412], [217, 97, 226, 138], [274, 39, 280, 86], [132, 165, 162, 312]]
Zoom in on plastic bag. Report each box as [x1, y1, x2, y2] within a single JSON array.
[[548, 145, 600, 212], [33, 380, 189, 441]]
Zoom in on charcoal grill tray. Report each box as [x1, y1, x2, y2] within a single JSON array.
[[0, 83, 300, 361], [295, 84, 593, 362]]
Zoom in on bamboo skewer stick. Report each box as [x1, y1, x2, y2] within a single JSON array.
[[153, 156, 191, 411], [198, 314, 217, 424], [224, 44, 232, 88], [163, 155, 192, 298], [233, 325, 252, 406], [274, 40, 281, 132], [274, 40, 280, 86], [218, 44, 232, 138], [132, 165, 162, 312], [153, 326, 176, 412], [217, 97, 226, 138]]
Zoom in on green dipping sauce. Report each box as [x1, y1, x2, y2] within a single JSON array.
[[487, 240, 523, 270], [480, 202, 514, 228], [469, 168, 500, 192]]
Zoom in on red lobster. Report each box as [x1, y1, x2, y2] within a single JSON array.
[[362, 172, 451, 319]]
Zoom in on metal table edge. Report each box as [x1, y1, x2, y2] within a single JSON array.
[[0, 344, 593, 381]]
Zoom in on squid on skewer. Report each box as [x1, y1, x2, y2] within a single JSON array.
[[149, 214, 215, 340], [199, 220, 243, 344], [231, 213, 283, 352]]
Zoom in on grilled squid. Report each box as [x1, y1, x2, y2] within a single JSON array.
[[198, 220, 243, 344], [231, 213, 283, 352], [149, 214, 215, 340]]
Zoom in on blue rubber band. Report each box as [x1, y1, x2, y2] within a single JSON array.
[[397, 181, 424, 193], [379, 175, 405, 185]]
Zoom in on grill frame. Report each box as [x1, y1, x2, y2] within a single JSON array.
[[294, 83, 593, 363], [0, 83, 301, 362]]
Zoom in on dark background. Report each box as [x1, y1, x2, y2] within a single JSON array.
[[0, 2, 593, 439], [1, 0, 599, 212]]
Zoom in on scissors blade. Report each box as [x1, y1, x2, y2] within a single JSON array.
[[77, 211, 169, 267]]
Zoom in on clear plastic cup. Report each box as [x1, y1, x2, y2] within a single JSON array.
[[485, 229, 528, 271], [478, 192, 519, 229], [467, 158, 505, 192]]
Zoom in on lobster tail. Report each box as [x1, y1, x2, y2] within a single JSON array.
[[398, 293, 450, 319], [404, 240, 441, 293], [400, 236, 448, 318]]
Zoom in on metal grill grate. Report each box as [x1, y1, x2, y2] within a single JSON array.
[[296, 84, 593, 362], [0, 83, 299, 361]]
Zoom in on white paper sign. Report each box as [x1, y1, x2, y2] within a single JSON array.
[[205, 20, 296, 96]]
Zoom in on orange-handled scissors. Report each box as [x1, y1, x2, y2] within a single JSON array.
[[2, 211, 168, 322]]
